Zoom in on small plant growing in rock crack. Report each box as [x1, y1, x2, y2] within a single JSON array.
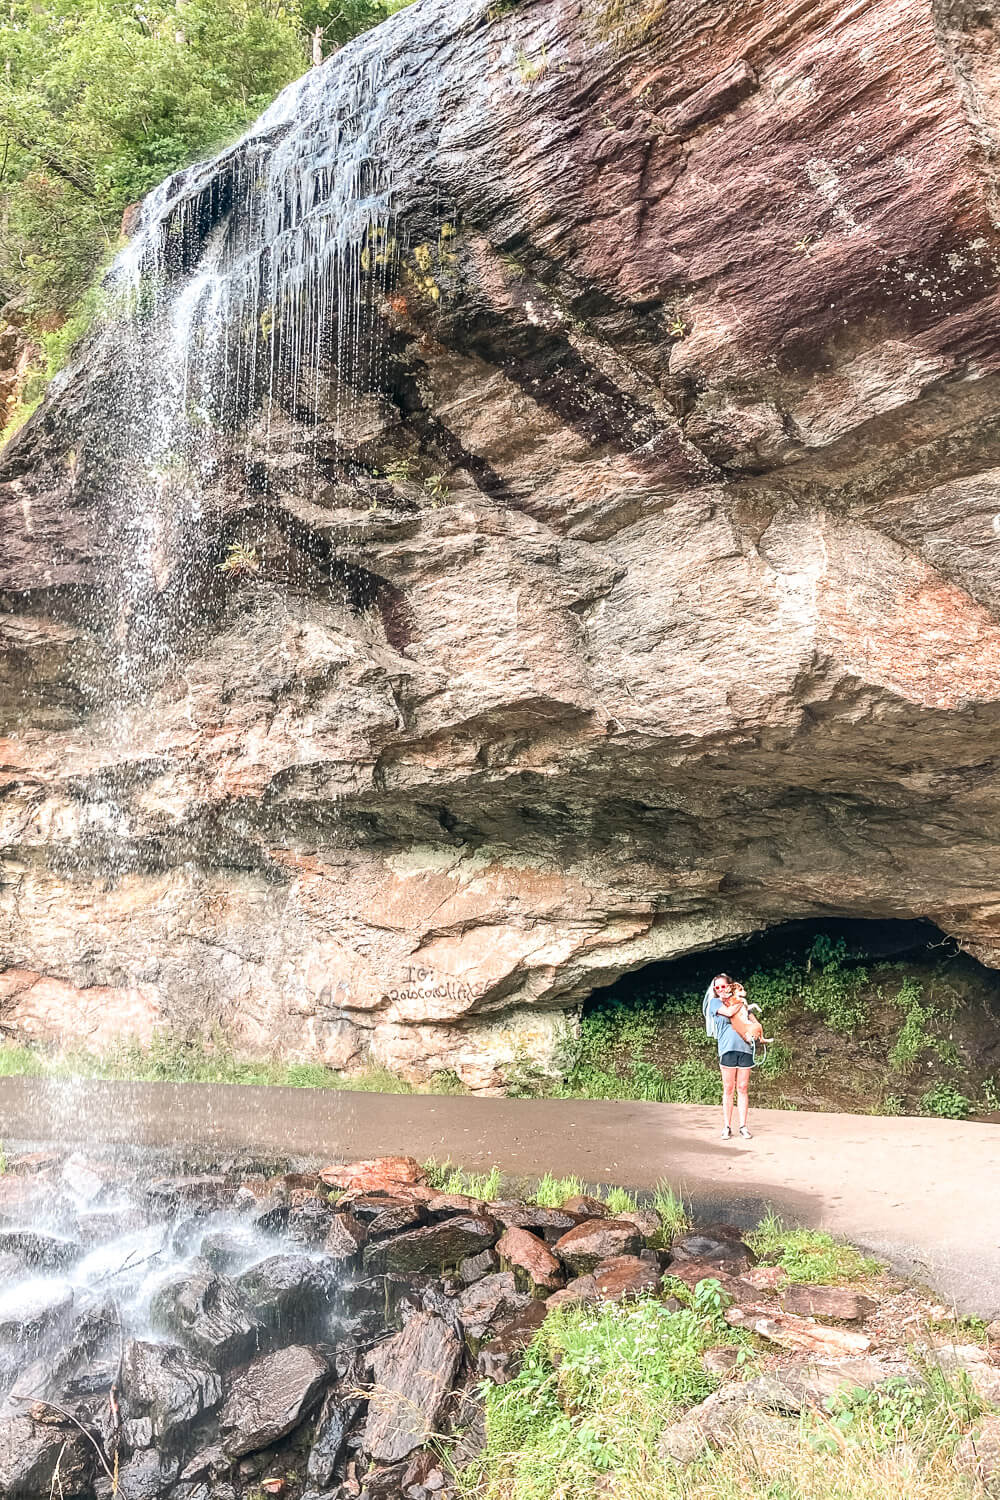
[[382, 458, 414, 483], [516, 43, 548, 82], [217, 542, 261, 579], [424, 472, 451, 505], [668, 314, 686, 337]]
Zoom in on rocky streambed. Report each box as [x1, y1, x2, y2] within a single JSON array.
[[0, 1150, 996, 1500]]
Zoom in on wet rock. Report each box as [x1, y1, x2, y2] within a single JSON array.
[[593, 1254, 660, 1301], [199, 1227, 260, 1275], [476, 1301, 548, 1384], [362, 1215, 496, 1276], [561, 1195, 608, 1219], [286, 1198, 337, 1247], [425, 1192, 485, 1217], [119, 1339, 222, 1450], [236, 1254, 337, 1339], [244, 1195, 290, 1234], [0, 1230, 80, 1269], [360, 1462, 409, 1498], [148, 1265, 259, 1368], [115, 1449, 182, 1500], [456, 1272, 531, 1342], [0, 1253, 22, 1282], [489, 1204, 579, 1243], [495, 1226, 562, 1294], [457, 1248, 499, 1285], [0, 1278, 73, 1341], [145, 1177, 234, 1215], [553, 1220, 642, 1275], [220, 1344, 328, 1458], [320, 1159, 425, 1195], [780, 1285, 876, 1322], [669, 1228, 755, 1272], [957, 1414, 1000, 1496], [60, 1153, 109, 1205], [323, 1212, 368, 1264], [0, 1412, 91, 1496], [364, 1312, 461, 1463], [307, 1385, 366, 1490], [360, 1200, 425, 1237]]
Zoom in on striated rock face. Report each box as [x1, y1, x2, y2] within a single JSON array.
[[3, 0, 1000, 1086]]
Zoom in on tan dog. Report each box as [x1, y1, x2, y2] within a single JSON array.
[[728, 983, 770, 1049]]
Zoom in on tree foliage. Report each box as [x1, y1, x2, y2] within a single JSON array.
[[0, 0, 412, 321]]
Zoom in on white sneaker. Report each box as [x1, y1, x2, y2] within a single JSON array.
[[721, 1126, 732, 1139], [739, 1126, 752, 1139]]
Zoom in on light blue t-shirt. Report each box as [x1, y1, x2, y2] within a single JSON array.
[[706, 992, 752, 1061]]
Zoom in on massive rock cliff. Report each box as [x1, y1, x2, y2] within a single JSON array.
[[3, 0, 1000, 1087]]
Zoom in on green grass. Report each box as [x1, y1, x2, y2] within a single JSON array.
[[423, 1162, 504, 1200], [0, 1037, 423, 1093], [748, 1212, 883, 1284], [919, 1081, 971, 1119], [531, 1173, 586, 1207], [652, 1182, 691, 1241]]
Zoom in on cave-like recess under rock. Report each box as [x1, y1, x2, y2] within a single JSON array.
[[4, 0, 1000, 1088]]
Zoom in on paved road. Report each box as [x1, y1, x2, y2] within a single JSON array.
[[2, 1078, 996, 1314]]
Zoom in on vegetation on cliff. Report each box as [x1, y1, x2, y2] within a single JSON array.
[[0, 0, 412, 437]]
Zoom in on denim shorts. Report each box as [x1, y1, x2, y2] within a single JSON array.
[[720, 1049, 754, 1070]]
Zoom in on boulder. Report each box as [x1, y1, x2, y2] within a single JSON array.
[[148, 1265, 259, 1368], [741, 1265, 787, 1293], [593, 1255, 661, 1301], [362, 1216, 496, 1276], [307, 1386, 366, 1490], [323, 1212, 368, 1263], [780, 1285, 876, 1323], [199, 1228, 260, 1275], [612, 1208, 662, 1242], [363, 1313, 461, 1463], [457, 1248, 499, 1285], [456, 1272, 532, 1341], [119, 1339, 222, 1450], [476, 1302, 549, 1384], [702, 1346, 742, 1377], [553, 1220, 642, 1275], [286, 1198, 337, 1247], [496, 1226, 563, 1294], [114, 1449, 182, 1500], [659, 1390, 798, 1464], [320, 1159, 425, 1194], [489, 1204, 579, 1243], [669, 1229, 755, 1272], [561, 1195, 608, 1219], [0, 1412, 90, 1496], [220, 1345, 328, 1459], [546, 1275, 599, 1311], [236, 1254, 337, 1338], [362, 1200, 426, 1237]]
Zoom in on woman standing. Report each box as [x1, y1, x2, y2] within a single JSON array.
[[703, 973, 754, 1140]]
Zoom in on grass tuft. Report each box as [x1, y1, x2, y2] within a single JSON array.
[[423, 1161, 504, 1200], [748, 1212, 883, 1284]]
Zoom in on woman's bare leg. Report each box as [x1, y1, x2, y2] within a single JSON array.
[[736, 1067, 751, 1130], [721, 1066, 737, 1131]]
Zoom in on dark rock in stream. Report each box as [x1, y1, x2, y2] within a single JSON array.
[[0, 1412, 91, 1496], [323, 1212, 367, 1265], [119, 1339, 222, 1450], [0, 1278, 73, 1342], [363, 1313, 461, 1463], [113, 1449, 182, 1500], [362, 1215, 497, 1276], [148, 1265, 260, 1368], [236, 1254, 338, 1340], [286, 1197, 337, 1247], [220, 1344, 328, 1458], [0, 1229, 80, 1269], [307, 1385, 367, 1490], [455, 1272, 531, 1343]]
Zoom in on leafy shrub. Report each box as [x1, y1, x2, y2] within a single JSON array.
[[920, 1081, 971, 1119], [801, 937, 871, 1033], [889, 978, 935, 1073]]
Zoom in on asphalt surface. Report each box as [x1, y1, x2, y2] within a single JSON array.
[[3, 1078, 996, 1314]]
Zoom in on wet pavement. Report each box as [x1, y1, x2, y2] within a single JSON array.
[[2, 1078, 996, 1314]]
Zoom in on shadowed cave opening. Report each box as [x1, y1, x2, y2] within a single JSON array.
[[573, 918, 1000, 1119]]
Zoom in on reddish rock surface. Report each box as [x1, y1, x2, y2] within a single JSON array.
[[554, 1220, 643, 1274], [4, 0, 1000, 1081], [780, 1284, 877, 1323], [319, 1158, 425, 1194], [496, 1225, 563, 1293], [593, 1255, 662, 1300]]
